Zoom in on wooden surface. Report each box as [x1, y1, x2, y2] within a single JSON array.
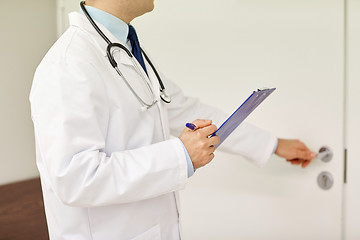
[[0, 178, 49, 240]]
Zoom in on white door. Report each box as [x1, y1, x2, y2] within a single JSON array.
[[57, 0, 346, 239], [135, 1, 345, 239]]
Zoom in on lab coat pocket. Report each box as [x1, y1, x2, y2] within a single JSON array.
[[130, 225, 161, 240]]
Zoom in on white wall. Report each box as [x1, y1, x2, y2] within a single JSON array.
[[0, 0, 57, 185], [56, 0, 81, 37]]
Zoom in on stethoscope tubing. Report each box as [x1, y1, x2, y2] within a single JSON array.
[[80, 1, 171, 108]]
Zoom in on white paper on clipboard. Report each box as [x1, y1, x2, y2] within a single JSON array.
[[212, 88, 276, 149]]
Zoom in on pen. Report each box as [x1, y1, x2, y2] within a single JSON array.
[[185, 123, 196, 130]]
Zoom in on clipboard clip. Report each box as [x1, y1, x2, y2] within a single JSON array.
[[257, 87, 270, 92]]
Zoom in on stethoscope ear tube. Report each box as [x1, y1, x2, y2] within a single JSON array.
[[80, 0, 171, 107], [107, 43, 133, 68], [80, 1, 111, 45]]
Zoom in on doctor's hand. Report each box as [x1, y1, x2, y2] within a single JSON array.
[[179, 119, 220, 170], [275, 139, 317, 168]]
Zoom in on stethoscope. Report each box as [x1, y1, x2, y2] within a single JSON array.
[[80, 1, 171, 110]]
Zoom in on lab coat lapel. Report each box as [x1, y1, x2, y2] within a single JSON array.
[[69, 12, 134, 67], [144, 54, 171, 141], [70, 12, 153, 110], [70, 12, 168, 139]]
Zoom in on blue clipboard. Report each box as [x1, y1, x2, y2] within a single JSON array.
[[213, 88, 276, 148]]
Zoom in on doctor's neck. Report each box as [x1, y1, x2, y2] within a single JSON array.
[[85, 0, 154, 24]]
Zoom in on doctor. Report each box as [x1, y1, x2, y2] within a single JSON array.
[[30, 0, 316, 239]]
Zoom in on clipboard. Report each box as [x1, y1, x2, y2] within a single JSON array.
[[213, 88, 276, 148]]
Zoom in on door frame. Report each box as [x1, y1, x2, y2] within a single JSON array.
[[344, 0, 360, 239]]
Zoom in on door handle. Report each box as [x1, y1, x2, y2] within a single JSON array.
[[316, 147, 334, 190], [316, 146, 333, 162]]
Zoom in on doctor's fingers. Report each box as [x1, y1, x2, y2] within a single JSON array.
[[287, 158, 312, 168], [204, 152, 215, 164], [287, 159, 303, 165], [292, 141, 317, 160], [191, 119, 213, 129], [301, 160, 311, 168], [196, 149, 216, 168], [294, 148, 317, 161], [208, 135, 220, 146], [196, 124, 218, 137]]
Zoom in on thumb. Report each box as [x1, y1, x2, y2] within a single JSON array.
[[297, 149, 317, 161], [191, 119, 212, 130]]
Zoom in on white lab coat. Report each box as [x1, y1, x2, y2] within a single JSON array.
[[29, 12, 277, 240]]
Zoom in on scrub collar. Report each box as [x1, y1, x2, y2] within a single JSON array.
[[81, 5, 129, 45]]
